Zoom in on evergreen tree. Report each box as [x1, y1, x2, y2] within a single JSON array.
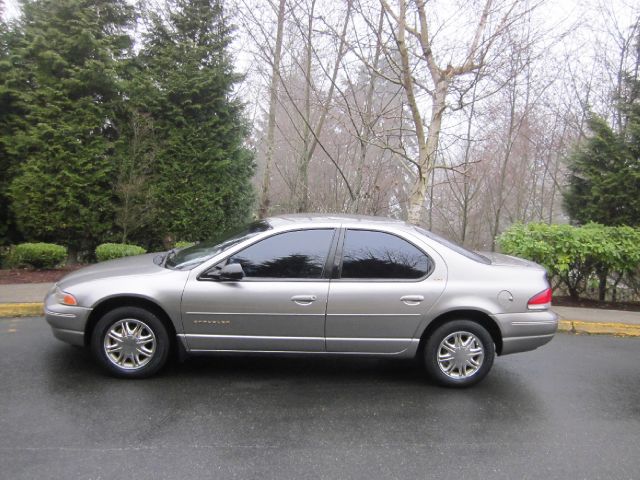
[[0, 9, 25, 244], [135, 0, 254, 242], [112, 107, 160, 246], [564, 53, 640, 227], [618, 54, 640, 163], [5, 0, 134, 255], [0, 13, 13, 243]]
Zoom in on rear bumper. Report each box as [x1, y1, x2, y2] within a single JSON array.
[[493, 310, 558, 355], [44, 291, 92, 346]]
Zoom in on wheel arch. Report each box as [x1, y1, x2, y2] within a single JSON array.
[[84, 296, 178, 349], [418, 309, 503, 356]]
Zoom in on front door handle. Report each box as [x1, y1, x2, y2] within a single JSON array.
[[291, 295, 317, 305], [400, 295, 424, 305]]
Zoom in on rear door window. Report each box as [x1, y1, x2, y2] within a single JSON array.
[[340, 230, 433, 280]]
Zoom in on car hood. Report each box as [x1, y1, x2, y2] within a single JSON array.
[[57, 253, 165, 289], [477, 251, 544, 269]]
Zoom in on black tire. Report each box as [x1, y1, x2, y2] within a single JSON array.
[[91, 306, 170, 379], [424, 320, 495, 388]]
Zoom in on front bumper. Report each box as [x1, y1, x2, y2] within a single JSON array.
[[44, 290, 92, 346], [494, 309, 558, 355]]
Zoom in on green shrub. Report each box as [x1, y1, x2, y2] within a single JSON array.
[[95, 243, 146, 262], [498, 223, 640, 300], [174, 241, 195, 249], [6, 243, 67, 269]]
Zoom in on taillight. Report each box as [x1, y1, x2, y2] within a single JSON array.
[[527, 288, 552, 310]]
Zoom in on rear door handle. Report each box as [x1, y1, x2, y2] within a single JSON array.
[[291, 295, 317, 305], [401, 295, 424, 305]]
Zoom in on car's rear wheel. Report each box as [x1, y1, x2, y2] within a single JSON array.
[[424, 320, 495, 388], [91, 306, 170, 378]]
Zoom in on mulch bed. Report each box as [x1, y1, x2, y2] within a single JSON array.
[[553, 296, 640, 312], [0, 265, 85, 285]]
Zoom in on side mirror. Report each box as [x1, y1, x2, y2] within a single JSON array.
[[216, 263, 245, 281]]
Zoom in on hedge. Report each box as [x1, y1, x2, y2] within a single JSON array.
[[498, 223, 640, 300], [6, 243, 67, 269], [95, 243, 147, 262], [174, 241, 195, 249]]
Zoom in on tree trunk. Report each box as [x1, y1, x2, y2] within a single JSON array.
[[258, 0, 286, 218], [392, 0, 440, 225], [67, 247, 79, 265], [297, 0, 351, 213], [460, 73, 481, 244], [379, 0, 524, 228], [490, 80, 518, 251], [597, 269, 608, 302], [407, 82, 448, 224], [568, 286, 579, 301], [611, 273, 623, 303], [352, 9, 383, 214]]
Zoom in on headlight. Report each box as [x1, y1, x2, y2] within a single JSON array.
[[54, 287, 78, 306]]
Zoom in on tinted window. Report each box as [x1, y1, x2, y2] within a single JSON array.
[[165, 221, 271, 270], [340, 230, 432, 279], [228, 229, 335, 279]]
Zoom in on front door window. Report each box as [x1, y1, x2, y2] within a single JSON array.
[[227, 229, 335, 279]]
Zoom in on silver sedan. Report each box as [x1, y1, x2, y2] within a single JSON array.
[[45, 214, 557, 387]]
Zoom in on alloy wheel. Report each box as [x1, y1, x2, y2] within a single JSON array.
[[103, 319, 156, 370], [436, 331, 485, 379]]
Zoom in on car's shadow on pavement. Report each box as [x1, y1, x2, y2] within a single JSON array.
[[45, 342, 535, 388], [167, 353, 543, 404], [170, 353, 425, 383], [43, 342, 544, 413]]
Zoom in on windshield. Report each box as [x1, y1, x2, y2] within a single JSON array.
[[165, 221, 272, 270], [414, 227, 490, 264]]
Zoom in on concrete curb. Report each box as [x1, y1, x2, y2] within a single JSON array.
[[1, 303, 639, 337], [0, 303, 44, 318], [558, 319, 640, 337]]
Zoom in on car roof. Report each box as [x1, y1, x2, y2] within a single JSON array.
[[265, 213, 411, 230]]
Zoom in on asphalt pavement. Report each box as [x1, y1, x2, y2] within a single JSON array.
[[1, 316, 639, 479]]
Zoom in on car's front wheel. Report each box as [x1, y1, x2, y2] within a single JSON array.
[[424, 320, 495, 388], [91, 306, 170, 378]]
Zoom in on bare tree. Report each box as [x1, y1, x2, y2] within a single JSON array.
[[379, 0, 528, 224], [237, 0, 636, 250], [290, 0, 353, 212], [258, 0, 286, 217]]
